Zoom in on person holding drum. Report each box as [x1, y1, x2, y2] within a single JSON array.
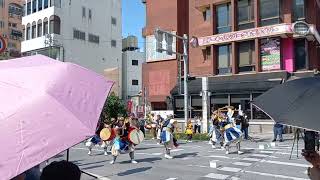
[[110, 118, 144, 164], [160, 118, 178, 159], [86, 120, 107, 155]]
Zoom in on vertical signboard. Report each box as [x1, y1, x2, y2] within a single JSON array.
[[261, 38, 281, 71]]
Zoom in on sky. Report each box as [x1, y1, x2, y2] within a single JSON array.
[[122, 0, 146, 50]]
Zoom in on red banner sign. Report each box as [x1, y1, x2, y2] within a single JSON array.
[[196, 23, 293, 46]]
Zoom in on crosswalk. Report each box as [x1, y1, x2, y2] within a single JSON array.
[[201, 142, 310, 180]]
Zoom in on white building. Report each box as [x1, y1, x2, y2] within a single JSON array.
[[21, 0, 122, 76], [122, 35, 144, 101]]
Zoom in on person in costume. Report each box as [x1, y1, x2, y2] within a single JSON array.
[[220, 106, 243, 155], [109, 118, 138, 164], [208, 111, 224, 149], [160, 117, 178, 159], [86, 120, 109, 156], [185, 119, 193, 143]]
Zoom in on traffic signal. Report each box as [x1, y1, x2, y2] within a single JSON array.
[[165, 34, 173, 55], [154, 29, 164, 53]]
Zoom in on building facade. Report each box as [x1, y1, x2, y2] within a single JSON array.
[[143, 0, 320, 130], [0, 0, 24, 60], [122, 36, 145, 100], [21, 0, 122, 75]]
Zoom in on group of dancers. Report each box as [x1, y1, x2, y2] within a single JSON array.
[[85, 114, 179, 164], [208, 106, 244, 155]]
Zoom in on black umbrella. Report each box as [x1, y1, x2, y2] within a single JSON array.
[[252, 76, 320, 132]]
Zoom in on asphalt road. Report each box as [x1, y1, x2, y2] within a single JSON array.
[[49, 134, 310, 180]]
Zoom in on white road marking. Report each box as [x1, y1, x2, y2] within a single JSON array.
[[218, 167, 242, 172], [171, 148, 184, 152], [243, 170, 309, 180], [259, 151, 275, 154], [261, 160, 310, 168], [230, 177, 240, 180], [81, 171, 111, 180], [232, 162, 252, 166], [204, 173, 229, 179], [250, 154, 278, 158], [205, 155, 233, 159], [164, 178, 177, 180], [242, 157, 262, 162]]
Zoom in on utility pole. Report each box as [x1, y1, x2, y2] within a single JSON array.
[[154, 28, 189, 124]]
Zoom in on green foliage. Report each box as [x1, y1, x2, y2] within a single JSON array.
[[100, 92, 127, 123]]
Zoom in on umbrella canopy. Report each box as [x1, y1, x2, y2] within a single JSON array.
[[0, 55, 114, 179], [252, 76, 320, 132]]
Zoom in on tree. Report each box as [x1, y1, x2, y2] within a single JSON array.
[[100, 92, 127, 123]]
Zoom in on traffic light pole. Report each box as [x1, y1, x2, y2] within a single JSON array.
[[183, 34, 189, 125], [154, 29, 189, 124]]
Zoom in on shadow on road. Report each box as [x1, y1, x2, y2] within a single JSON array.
[[120, 157, 162, 164], [174, 152, 198, 159], [135, 146, 160, 151], [118, 167, 152, 176], [81, 164, 105, 170], [77, 160, 108, 166]]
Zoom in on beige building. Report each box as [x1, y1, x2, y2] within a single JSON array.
[[104, 67, 121, 97], [0, 0, 24, 60]]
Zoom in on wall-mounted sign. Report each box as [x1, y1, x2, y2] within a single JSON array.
[[196, 24, 292, 46], [261, 38, 281, 71], [146, 31, 176, 62], [0, 36, 6, 54]]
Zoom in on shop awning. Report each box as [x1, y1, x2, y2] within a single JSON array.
[[171, 71, 289, 95]]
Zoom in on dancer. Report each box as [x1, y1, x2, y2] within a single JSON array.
[[220, 106, 243, 155], [208, 111, 224, 149], [86, 120, 107, 155], [110, 118, 143, 164], [160, 117, 178, 159]]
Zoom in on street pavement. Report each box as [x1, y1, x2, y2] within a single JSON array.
[[48, 134, 310, 180]]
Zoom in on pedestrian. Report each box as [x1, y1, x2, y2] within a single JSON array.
[[40, 161, 81, 180], [194, 115, 201, 133], [236, 110, 249, 140], [156, 115, 164, 144], [150, 113, 157, 139], [272, 122, 284, 142], [185, 119, 193, 142]]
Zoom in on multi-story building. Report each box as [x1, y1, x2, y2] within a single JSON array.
[[142, 0, 320, 132], [0, 0, 24, 60], [21, 0, 122, 76], [122, 35, 145, 116], [122, 35, 144, 100]]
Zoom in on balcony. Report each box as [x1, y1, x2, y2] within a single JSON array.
[[21, 34, 62, 53]]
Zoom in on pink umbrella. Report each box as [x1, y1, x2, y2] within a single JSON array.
[[0, 55, 114, 180]]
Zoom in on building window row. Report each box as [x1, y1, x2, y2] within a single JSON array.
[[9, 3, 23, 17], [0, 21, 5, 29], [24, 15, 60, 40], [25, 0, 61, 16], [0, 0, 4, 8], [82, 7, 93, 20], [88, 33, 99, 44], [73, 29, 86, 40], [211, 0, 306, 33]]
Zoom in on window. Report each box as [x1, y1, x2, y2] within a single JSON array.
[[237, 0, 254, 30], [0, 0, 4, 8], [202, 46, 211, 60], [9, 4, 23, 16], [132, 80, 139, 86], [259, 0, 281, 26], [88, 34, 99, 44], [203, 7, 211, 22], [44, 0, 49, 9], [238, 41, 255, 72], [132, 60, 138, 66], [73, 29, 86, 40], [293, 0, 305, 21], [37, 23, 42, 37], [43, 20, 48, 35], [111, 40, 117, 47], [88, 9, 92, 20], [111, 17, 117, 25], [12, 23, 17, 28], [38, 0, 42, 11], [294, 39, 307, 71], [0, 21, 4, 28], [82, 7, 86, 18], [26, 25, 31, 40], [31, 24, 36, 39], [27, 2, 31, 15], [216, 3, 231, 33], [32, 0, 36, 13], [217, 44, 232, 74]]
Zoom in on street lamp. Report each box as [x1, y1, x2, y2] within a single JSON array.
[[292, 21, 320, 44]]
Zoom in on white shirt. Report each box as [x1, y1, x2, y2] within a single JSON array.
[[196, 118, 201, 126]]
